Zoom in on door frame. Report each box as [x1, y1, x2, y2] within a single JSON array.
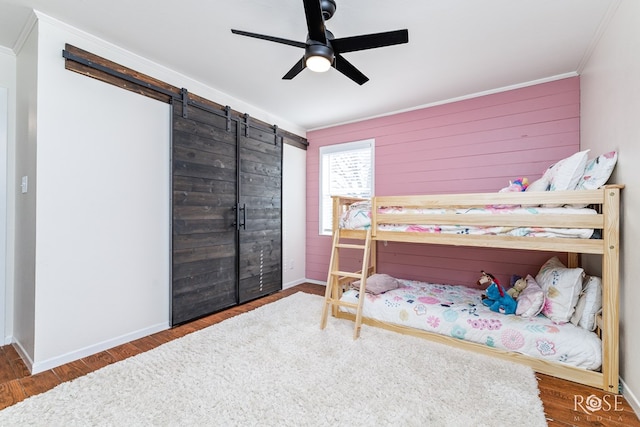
[[0, 87, 8, 343]]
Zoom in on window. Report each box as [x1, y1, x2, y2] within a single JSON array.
[[319, 139, 374, 235]]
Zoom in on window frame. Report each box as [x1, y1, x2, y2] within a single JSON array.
[[318, 138, 375, 236]]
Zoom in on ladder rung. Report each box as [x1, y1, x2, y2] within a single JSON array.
[[331, 271, 363, 279], [336, 243, 366, 249], [325, 299, 359, 309]]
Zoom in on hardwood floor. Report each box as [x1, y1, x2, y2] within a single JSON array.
[[0, 283, 638, 426]]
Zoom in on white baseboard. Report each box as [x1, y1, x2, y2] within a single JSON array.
[[4, 334, 13, 346], [12, 340, 35, 373], [20, 322, 169, 374], [621, 377, 640, 419], [283, 279, 326, 289], [282, 278, 308, 289]]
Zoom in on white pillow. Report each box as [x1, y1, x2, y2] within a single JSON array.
[[536, 256, 584, 324], [570, 276, 602, 331], [515, 275, 545, 317], [576, 151, 618, 190], [546, 150, 590, 191], [525, 177, 550, 192]]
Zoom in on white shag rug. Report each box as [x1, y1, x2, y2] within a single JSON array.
[[0, 292, 547, 426]]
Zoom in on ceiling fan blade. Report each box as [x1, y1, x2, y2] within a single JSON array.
[[231, 29, 306, 49], [334, 54, 369, 85], [283, 58, 307, 80], [332, 29, 409, 54], [303, 0, 327, 43]]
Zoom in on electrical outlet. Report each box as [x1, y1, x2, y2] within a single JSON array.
[[21, 176, 28, 194]]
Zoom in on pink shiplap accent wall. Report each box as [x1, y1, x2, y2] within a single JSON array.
[[306, 77, 580, 287]]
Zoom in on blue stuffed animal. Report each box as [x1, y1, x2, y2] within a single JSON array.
[[482, 282, 517, 315]]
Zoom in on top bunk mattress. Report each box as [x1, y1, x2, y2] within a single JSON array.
[[340, 279, 602, 371], [340, 200, 597, 239]]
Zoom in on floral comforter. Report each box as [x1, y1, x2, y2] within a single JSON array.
[[339, 201, 596, 239], [340, 280, 602, 370]]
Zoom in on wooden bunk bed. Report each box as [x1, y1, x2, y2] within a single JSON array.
[[321, 185, 623, 393]]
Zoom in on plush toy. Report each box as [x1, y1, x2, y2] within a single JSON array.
[[477, 271, 496, 288], [507, 277, 528, 299], [481, 277, 517, 315], [499, 177, 529, 193]]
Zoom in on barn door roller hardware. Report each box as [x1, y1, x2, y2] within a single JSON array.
[[225, 106, 232, 131], [61, 45, 294, 145], [180, 88, 189, 118], [243, 114, 250, 138]]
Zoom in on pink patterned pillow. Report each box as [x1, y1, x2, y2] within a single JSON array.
[[515, 275, 545, 317], [352, 273, 400, 295]]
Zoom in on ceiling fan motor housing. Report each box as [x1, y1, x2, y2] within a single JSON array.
[[305, 42, 335, 64], [321, 0, 337, 20]]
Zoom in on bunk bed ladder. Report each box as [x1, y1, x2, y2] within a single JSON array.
[[320, 228, 372, 339]]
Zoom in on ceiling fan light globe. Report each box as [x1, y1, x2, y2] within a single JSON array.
[[305, 43, 334, 72], [306, 55, 332, 72]]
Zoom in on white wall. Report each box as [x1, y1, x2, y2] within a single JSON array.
[[0, 87, 6, 345], [580, 0, 640, 411], [7, 12, 308, 372], [282, 144, 306, 288], [14, 24, 38, 364], [12, 18, 173, 372], [0, 48, 15, 344]]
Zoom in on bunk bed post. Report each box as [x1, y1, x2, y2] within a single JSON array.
[[370, 238, 377, 276], [332, 196, 341, 234], [330, 197, 341, 317], [601, 185, 621, 393], [566, 253, 579, 268], [370, 197, 378, 276], [371, 197, 378, 240]]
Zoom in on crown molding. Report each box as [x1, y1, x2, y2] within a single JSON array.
[[12, 10, 38, 55], [577, 0, 622, 73], [0, 45, 15, 57]]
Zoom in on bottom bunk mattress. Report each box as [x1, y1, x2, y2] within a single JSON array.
[[340, 279, 602, 371]]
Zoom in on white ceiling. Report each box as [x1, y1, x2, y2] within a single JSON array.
[[0, 0, 618, 133]]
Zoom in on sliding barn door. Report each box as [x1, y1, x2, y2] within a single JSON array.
[[238, 129, 283, 303], [171, 102, 238, 325], [171, 101, 283, 324]]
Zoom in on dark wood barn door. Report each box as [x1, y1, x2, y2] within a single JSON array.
[[171, 102, 238, 325], [171, 103, 283, 324], [238, 129, 283, 303]]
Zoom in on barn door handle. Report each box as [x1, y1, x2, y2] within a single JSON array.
[[234, 204, 246, 230], [240, 203, 246, 230], [232, 205, 237, 229]]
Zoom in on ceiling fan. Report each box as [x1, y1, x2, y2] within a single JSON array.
[[231, 0, 409, 85]]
